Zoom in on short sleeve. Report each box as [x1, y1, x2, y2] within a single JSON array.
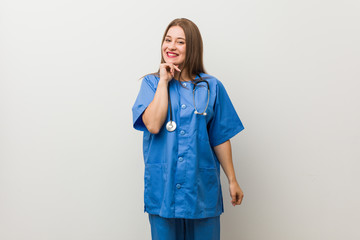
[[208, 80, 245, 147], [132, 75, 157, 131]]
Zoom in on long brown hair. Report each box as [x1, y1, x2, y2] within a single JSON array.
[[144, 18, 207, 81]]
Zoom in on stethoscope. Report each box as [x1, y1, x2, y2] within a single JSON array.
[[166, 74, 210, 132]]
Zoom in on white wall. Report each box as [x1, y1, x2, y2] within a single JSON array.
[[1, 0, 359, 239]]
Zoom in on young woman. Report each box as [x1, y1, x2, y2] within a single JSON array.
[[132, 18, 245, 240]]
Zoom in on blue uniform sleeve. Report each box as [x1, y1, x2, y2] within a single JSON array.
[[208, 80, 245, 147], [132, 75, 157, 131]]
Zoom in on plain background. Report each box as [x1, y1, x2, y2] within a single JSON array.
[[1, 0, 359, 239]]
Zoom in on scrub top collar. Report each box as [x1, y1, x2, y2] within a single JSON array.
[[172, 73, 201, 83]]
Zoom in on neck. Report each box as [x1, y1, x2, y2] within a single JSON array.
[[174, 70, 195, 82]]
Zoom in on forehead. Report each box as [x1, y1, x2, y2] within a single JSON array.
[[166, 26, 185, 39]]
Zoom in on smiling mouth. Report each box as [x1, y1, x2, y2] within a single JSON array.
[[167, 52, 179, 58]]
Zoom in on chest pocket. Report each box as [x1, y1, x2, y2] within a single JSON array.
[[193, 83, 214, 142], [195, 114, 211, 142], [193, 83, 210, 116]]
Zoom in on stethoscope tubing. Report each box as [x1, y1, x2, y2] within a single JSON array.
[[166, 74, 209, 132]]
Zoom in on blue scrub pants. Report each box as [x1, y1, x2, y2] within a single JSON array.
[[148, 214, 220, 240]]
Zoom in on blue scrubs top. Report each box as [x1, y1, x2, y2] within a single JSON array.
[[132, 73, 244, 219]]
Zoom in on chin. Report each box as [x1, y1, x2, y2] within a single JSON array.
[[165, 60, 177, 65], [165, 59, 183, 65]]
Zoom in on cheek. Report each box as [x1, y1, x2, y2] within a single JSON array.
[[161, 46, 167, 57], [180, 47, 186, 56], [181, 50, 186, 58]]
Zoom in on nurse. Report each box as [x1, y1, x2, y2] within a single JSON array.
[[132, 18, 245, 240]]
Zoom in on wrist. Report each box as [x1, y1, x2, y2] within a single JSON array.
[[158, 78, 169, 87], [159, 78, 169, 86], [228, 177, 237, 184]]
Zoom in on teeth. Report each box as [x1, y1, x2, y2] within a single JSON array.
[[168, 53, 177, 56]]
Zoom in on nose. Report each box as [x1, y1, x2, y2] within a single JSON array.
[[168, 41, 176, 50]]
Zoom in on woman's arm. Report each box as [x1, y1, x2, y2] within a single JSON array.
[[213, 140, 244, 206], [142, 79, 169, 134], [142, 63, 180, 134]]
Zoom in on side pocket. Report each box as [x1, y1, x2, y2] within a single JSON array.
[[198, 168, 221, 209], [144, 163, 167, 209]]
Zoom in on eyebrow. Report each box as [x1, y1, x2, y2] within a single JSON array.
[[165, 35, 186, 40]]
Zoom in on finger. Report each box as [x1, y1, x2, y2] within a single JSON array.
[[163, 63, 179, 72], [236, 195, 242, 205], [231, 194, 236, 206], [174, 65, 181, 72], [237, 193, 244, 205], [160, 63, 170, 70], [162, 65, 171, 75], [161, 63, 173, 72]]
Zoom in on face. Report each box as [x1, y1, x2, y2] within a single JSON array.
[[162, 26, 186, 67]]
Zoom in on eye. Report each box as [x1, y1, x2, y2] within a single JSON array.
[[178, 41, 185, 44], [165, 39, 171, 42]]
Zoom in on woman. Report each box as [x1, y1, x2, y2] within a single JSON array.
[[132, 18, 245, 240]]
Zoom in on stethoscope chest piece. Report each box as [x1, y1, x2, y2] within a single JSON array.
[[166, 121, 177, 132]]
